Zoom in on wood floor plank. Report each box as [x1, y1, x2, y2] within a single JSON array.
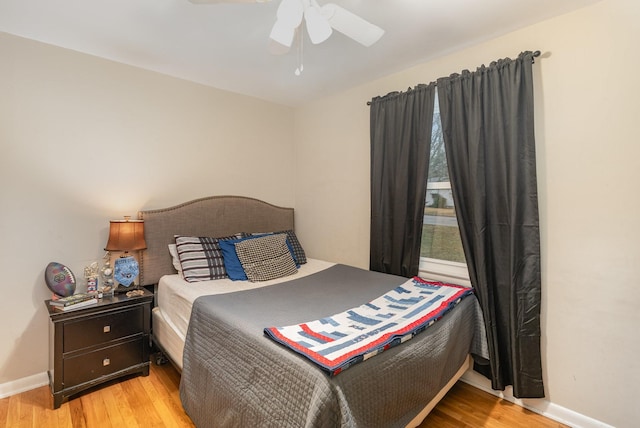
[[140, 364, 193, 427], [53, 395, 73, 427], [67, 397, 86, 428], [146, 361, 194, 426], [79, 387, 111, 427], [0, 393, 7, 428], [1, 360, 567, 427], [29, 387, 55, 428], [5, 393, 33, 428], [112, 382, 141, 427], [139, 370, 179, 426], [419, 382, 567, 428], [120, 377, 165, 427]]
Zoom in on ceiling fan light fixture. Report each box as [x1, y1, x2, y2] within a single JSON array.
[[304, 6, 332, 44], [276, 0, 304, 28], [322, 3, 384, 47], [190, 0, 384, 72], [269, 19, 296, 47]]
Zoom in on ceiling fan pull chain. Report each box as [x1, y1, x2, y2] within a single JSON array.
[[295, 22, 304, 75]]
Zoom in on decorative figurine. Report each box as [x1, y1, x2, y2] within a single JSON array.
[[84, 261, 99, 293], [99, 252, 115, 296]]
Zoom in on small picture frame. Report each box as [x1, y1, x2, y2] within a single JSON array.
[[87, 277, 98, 293]]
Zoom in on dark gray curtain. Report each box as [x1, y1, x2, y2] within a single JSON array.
[[436, 51, 544, 398], [369, 84, 436, 277]]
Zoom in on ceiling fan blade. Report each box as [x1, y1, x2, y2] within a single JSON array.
[[269, 0, 303, 47], [304, 5, 332, 44], [188, 0, 271, 4], [321, 3, 384, 47]]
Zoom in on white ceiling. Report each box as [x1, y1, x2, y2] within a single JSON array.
[[0, 0, 600, 106]]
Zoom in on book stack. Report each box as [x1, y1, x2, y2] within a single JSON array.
[[49, 293, 99, 311]]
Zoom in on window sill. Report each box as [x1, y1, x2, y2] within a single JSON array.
[[418, 257, 470, 287]]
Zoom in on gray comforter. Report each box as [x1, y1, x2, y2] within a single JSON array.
[[180, 264, 487, 428]]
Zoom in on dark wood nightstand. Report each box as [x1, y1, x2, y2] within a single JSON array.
[[45, 289, 153, 409]]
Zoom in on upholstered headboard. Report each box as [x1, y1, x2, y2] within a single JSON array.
[[137, 196, 294, 286]]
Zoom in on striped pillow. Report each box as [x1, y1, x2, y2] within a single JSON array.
[[175, 233, 246, 282], [235, 234, 298, 282]]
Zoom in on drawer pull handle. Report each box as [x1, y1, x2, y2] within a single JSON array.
[[103, 325, 111, 333], [103, 358, 110, 366]]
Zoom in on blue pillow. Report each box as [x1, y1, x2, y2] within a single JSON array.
[[218, 236, 256, 281]]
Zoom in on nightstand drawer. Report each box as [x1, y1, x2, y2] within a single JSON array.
[[63, 306, 144, 352], [63, 338, 144, 387]]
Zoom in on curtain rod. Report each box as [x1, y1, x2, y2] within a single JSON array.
[[366, 50, 541, 106]]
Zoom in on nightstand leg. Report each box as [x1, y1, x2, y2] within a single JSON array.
[[53, 392, 64, 409]]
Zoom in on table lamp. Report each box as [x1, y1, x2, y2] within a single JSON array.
[[104, 216, 147, 293]]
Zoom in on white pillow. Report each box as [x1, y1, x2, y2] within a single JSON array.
[[168, 244, 183, 277]]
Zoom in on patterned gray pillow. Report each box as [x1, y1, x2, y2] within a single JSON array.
[[175, 233, 246, 282], [235, 233, 298, 282], [250, 229, 307, 265]]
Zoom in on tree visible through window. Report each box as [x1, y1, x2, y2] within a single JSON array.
[[420, 97, 466, 263]]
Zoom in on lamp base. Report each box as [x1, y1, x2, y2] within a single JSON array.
[[114, 284, 140, 294]]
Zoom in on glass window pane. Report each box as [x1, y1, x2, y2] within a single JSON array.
[[421, 98, 465, 263]]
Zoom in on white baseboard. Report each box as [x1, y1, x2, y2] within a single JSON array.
[[460, 372, 614, 428], [0, 372, 49, 399]]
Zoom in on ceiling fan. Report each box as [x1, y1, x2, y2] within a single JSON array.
[[188, 0, 385, 51]]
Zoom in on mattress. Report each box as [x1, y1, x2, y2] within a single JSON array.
[[154, 258, 336, 367]]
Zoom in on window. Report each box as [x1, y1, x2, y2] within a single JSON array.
[[419, 96, 469, 283]]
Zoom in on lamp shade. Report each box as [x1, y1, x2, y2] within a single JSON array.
[[104, 217, 147, 252]]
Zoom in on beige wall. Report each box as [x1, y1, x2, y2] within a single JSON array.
[[294, 0, 640, 426], [2, 0, 639, 426], [0, 33, 294, 384]]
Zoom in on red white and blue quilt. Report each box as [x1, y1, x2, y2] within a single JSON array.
[[264, 277, 473, 375]]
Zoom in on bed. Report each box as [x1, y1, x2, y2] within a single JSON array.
[[138, 195, 487, 428]]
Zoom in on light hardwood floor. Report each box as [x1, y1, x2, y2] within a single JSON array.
[[0, 360, 566, 427]]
